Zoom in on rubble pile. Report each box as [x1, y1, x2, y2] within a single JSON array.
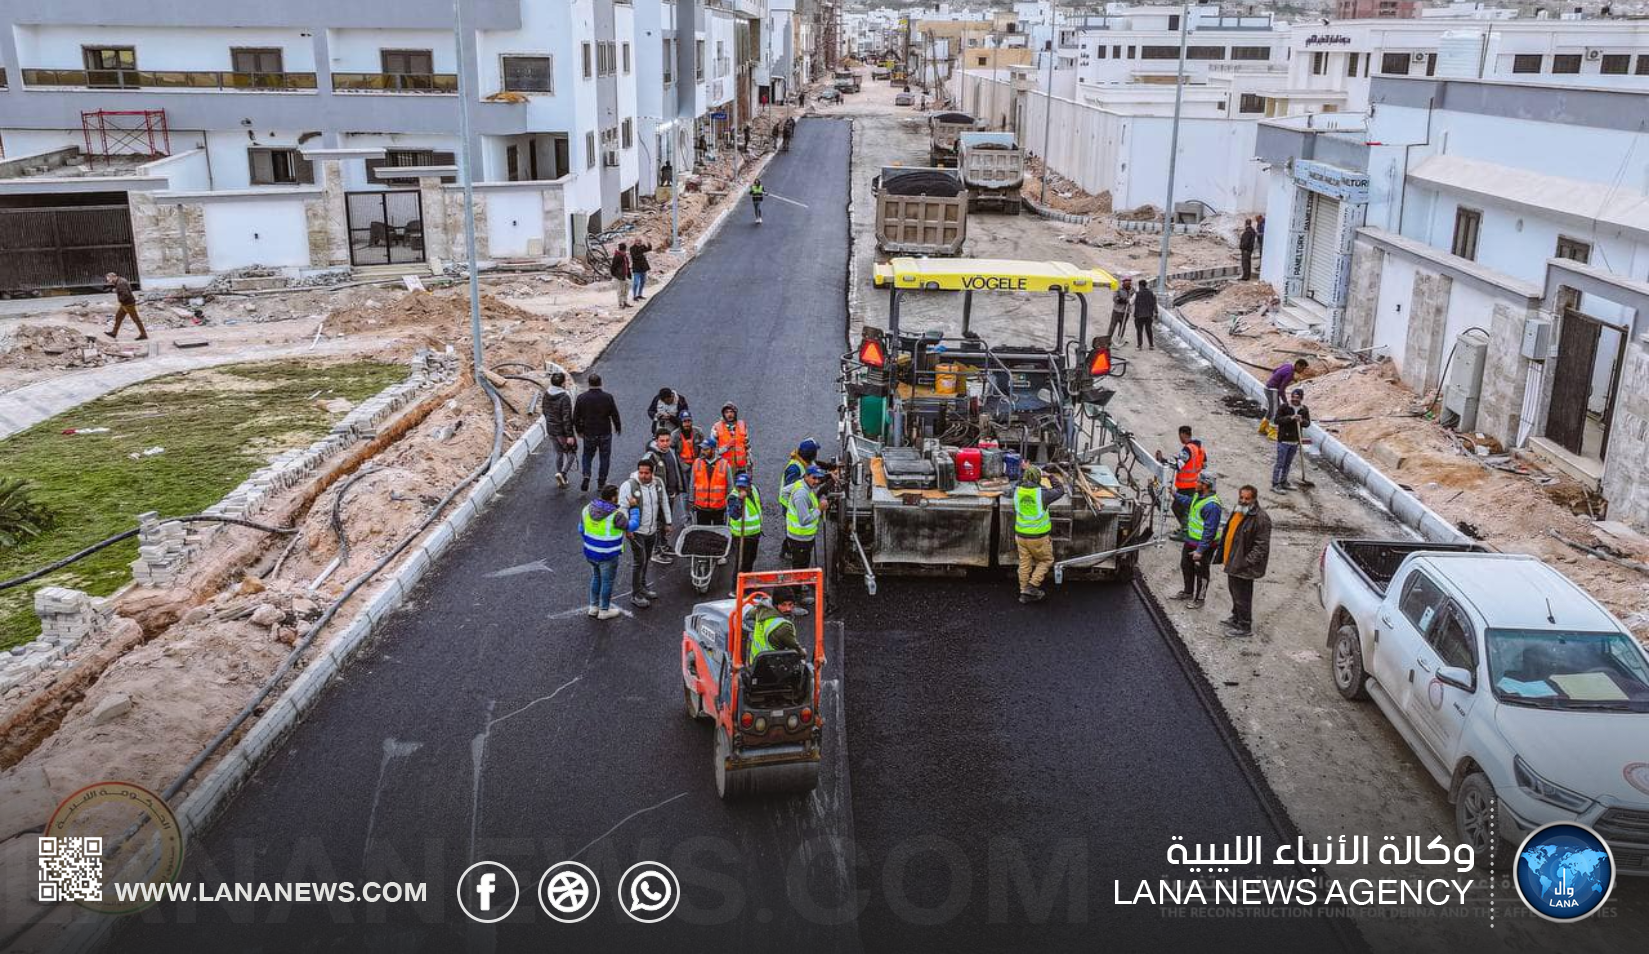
[[1022, 157, 1112, 216], [0, 324, 141, 372]]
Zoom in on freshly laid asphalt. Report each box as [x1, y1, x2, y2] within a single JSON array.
[[113, 119, 1358, 954]]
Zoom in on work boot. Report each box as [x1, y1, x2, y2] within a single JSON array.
[[1019, 590, 1034, 604], [580, 477, 590, 492], [1225, 624, 1253, 638], [1272, 483, 1290, 494], [631, 594, 652, 608], [1170, 590, 1193, 601], [1026, 586, 1046, 601], [1190, 583, 1207, 608], [643, 587, 660, 600], [1220, 616, 1241, 629]]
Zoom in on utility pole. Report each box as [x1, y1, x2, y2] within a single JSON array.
[[670, 124, 682, 252], [451, 0, 485, 377], [1154, 0, 1189, 297], [1039, 0, 1056, 204]]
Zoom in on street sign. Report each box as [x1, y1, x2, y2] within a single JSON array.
[[711, 110, 728, 120]]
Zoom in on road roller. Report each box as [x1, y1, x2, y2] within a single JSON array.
[[680, 569, 827, 799]]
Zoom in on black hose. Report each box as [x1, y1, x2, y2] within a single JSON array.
[[163, 384, 506, 804], [1173, 286, 1219, 307], [1189, 323, 1275, 372], [328, 467, 382, 574], [0, 516, 297, 592]]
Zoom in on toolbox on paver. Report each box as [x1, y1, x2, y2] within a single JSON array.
[[932, 451, 957, 492], [883, 457, 936, 490]]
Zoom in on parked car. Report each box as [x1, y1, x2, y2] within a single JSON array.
[[895, 91, 914, 106], [1321, 540, 1649, 870], [817, 88, 841, 104]]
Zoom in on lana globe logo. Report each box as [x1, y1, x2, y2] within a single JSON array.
[[1513, 822, 1615, 923]]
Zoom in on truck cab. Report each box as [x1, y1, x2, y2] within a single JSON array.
[[1321, 541, 1649, 870]]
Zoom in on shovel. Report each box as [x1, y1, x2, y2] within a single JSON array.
[[1297, 440, 1316, 488]]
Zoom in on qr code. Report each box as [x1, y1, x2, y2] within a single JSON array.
[[38, 836, 103, 902]]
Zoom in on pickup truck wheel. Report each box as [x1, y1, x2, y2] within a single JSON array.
[[1456, 773, 1503, 867], [1331, 623, 1371, 701]]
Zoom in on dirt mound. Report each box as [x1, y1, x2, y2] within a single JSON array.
[[1022, 157, 1111, 216], [327, 291, 540, 335], [0, 324, 141, 372], [1114, 204, 1162, 222]]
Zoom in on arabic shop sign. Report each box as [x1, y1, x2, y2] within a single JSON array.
[[1305, 34, 1353, 45]]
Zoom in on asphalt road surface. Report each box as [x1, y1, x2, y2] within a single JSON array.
[[113, 119, 1358, 954]]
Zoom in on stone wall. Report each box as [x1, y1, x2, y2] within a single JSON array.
[[1401, 271, 1452, 394], [1339, 239, 1381, 353], [1601, 335, 1649, 528], [1478, 298, 1542, 445], [129, 193, 210, 281]]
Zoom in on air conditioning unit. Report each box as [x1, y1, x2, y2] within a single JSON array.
[[1412, 52, 1427, 62], [603, 150, 620, 167], [1585, 48, 1602, 60]]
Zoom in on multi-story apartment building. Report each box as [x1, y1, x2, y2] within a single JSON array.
[[1071, 4, 1288, 86], [1337, 0, 1421, 19], [0, 0, 788, 294]]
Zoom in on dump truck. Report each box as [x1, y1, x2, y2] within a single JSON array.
[[957, 131, 1024, 214], [833, 259, 1163, 590], [871, 167, 969, 257], [832, 70, 862, 94], [928, 112, 978, 167]]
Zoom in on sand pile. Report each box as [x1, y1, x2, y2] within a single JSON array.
[[327, 291, 539, 336], [1115, 204, 1162, 222], [1023, 157, 1111, 216], [0, 324, 142, 372]]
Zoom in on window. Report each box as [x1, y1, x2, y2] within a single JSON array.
[[1451, 207, 1482, 261], [622, 118, 633, 148], [623, 42, 631, 74], [365, 149, 456, 184], [1380, 52, 1411, 75], [663, 39, 674, 84], [586, 131, 596, 169], [1230, 46, 1270, 61], [1167, 14, 1180, 31], [1239, 93, 1265, 114], [501, 55, 552, 92], [583, 42, 593, 78], [232, 48, 284, 78], [976, 55, 987, 66], [1186, 46, 1224, 60], [82, 46, 137, 88], [1127, 45, 1136, 59], [381, 49, 433, 76], [1555, 235, 1591, 265], [1096, 45, 1107, 59], [1312, 51, 1327, 75], [1425, 53, 1437, 76], [247, 147, 313, 185], [1601, 54, 1629, 75], [696, 40, 705, 80], [1398, 572, 1447, 633], [1427, 605, 1476, 673], [1141, 46, 1178, 60], [1112, 45, 1121, 58], [1638, 55, 1649, 75], [1552, 54, 1581, 74], [1511, 53, 1542, 73]]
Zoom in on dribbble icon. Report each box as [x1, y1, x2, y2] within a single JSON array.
[[618, 861, 680, 923]]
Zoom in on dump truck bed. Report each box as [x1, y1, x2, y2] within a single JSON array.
[[874, 167, 968, 256]]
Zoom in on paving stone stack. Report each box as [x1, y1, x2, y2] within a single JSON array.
[[0, 587, 114, 694], [130, 511, 190, 586]]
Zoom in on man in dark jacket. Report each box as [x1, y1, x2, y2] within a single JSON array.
[[629, 241, 653, 301], [544, 371, 577, 488], [644, 428, 687, 543], [573, 373, 622, 491], [1108, 276, 1133, 347], [611, 243, 631, 309], [1219, 484, 1271, 637], [1239, 219, 1257, 281], [1132, 282, 1157, 349]]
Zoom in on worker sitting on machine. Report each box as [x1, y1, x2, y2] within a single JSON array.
[[744, 588, 805, 660]]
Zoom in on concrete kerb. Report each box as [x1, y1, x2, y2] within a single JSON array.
[[1021, 194, 1090, 225], [1157, 305, 1472, 546]]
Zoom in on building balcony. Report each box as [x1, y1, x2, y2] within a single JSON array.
[[332, 72, 458, 93], [21, 69, 319, 91]]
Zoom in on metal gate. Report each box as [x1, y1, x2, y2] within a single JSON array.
[[345, 190, 425, 267], [1304, 193, 1341, 305], [1546, 308, 1626, 459], [0, 204, 137, 294]]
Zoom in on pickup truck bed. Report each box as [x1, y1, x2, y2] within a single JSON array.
[[1329, 540, 1488, 596]]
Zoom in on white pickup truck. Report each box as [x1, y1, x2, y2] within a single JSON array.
[[1320, 540, 1649, 872]]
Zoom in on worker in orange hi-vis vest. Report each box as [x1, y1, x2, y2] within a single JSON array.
[[712, 402, 751, 473]]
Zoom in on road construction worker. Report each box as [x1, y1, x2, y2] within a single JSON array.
[[713, 403, 751, 472], [672, 411, 702, 469], [1174, 472, 1222, 609], [782, 438, 820, 491], [582, 484, 640, 620], [747, 589, 804, 661], [783, 467, 828, 616], [750, 179, 765, 220], [1156, 425, 1206, 537], [727, 472, 763, 582], [691, 438, 733, 526], [1013, 465, 1065, 604]]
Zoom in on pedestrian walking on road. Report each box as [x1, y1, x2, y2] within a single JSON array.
[[1172, 472, 1221, 608], [782, 467, 829, 615], [645, 387, 689, 431], [611, 243, 632, 309], [1272, 388, 1311, 493], [1156, 425, 1207, 537], [644, 429, 687, 535], [544, 371, 577, 488], [104, 272, 148, 341], [728, 472, 764, 584], [619, 459, 672, 608], [1108, 276, 1134, 346], [629, 240, 653, 301], [1132, 281, 1157, 349], [1013, 465, 1065, 604], [583, 484, 640, 620], [1218, 484, 1271, 638], [574, 373, 623, 491], [1239, 219, 1257, 282], [1264, 358, 1308, 423]]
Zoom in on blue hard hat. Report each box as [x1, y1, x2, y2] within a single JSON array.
[[735, 473, 751, 488], [701, 438, 718, 452], [799, 438, 820, 455], [679, 409, 692, 421], [806, 466, 827, 478]]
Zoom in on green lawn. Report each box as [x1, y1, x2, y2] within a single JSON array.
[[0, 360, 403, 650]]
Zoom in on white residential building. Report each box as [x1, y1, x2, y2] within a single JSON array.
[[1071, 5, 1288, 87], [1254, 75, 1649, 526], [0, 0, 785, 293]]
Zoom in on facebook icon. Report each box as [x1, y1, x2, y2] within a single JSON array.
[[457, 861, 519, 924]]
